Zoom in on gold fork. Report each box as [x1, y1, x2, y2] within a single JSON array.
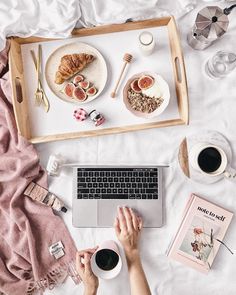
[[31, 47, 50, 112], [34, 44, 44, 106]]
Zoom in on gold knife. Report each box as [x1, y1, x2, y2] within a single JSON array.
[[30, 48, 50, 112]]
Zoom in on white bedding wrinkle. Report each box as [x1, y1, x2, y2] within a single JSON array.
[[0, 0, 81, 51], [78, 0, 166, 26], [0, 0, 192, 51]]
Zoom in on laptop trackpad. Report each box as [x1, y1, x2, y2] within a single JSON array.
[[98, 200, 138, 227]]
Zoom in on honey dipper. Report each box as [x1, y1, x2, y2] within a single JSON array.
[[111, 53, 133, 98]]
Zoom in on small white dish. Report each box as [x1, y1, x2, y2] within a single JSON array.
[[45, 42, 107, 104], [123, 71, 170, 118]]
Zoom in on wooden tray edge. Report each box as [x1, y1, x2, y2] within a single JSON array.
[[30, 118, 185, 144], [9, 16, 189, 143], [9, 17, 172, 45]]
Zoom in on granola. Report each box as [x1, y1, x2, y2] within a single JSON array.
[[127, 89, 163, 113]]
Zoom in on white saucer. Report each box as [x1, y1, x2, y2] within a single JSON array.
[[178, 130, 232, 184]]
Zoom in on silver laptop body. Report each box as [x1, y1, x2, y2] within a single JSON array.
[[72, 165, 163, 228]]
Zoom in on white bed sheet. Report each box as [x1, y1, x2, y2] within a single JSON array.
[[0, 0, 184, 51], [37, 3, 236, 295]]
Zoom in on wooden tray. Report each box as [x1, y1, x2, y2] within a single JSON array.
[[9, 16, 189, 144]]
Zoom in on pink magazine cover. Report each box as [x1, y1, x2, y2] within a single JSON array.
[[167, 193, 234, 274]]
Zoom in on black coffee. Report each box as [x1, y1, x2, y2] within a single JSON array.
[[198, 147, 222, 173], [95, 249, 119, 271]]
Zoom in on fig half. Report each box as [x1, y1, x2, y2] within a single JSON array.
[[73, 75, 84, 85], [138, 75, 154, 90], [73, 86, 87, 101], [86, 86, 97, 96], [63, 82, 75, 97], [78, 80, 90, 89], [130, 79, 142, 93]]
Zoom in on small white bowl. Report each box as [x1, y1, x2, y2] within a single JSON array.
[[123, 72, 170, 119]]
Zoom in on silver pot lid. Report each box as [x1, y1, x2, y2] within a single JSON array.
[[195, 6, 229, 40]]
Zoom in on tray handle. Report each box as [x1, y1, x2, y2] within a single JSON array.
[[14, 77, 23, 103], [9, 39, 31, 139], [167, 17, 189, 125], [174, 56, 182, 83]]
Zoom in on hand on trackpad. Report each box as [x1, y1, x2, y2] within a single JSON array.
[[98, 200, 138, 227]]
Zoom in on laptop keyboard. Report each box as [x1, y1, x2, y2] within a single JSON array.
[[76, 167, 159, 200]]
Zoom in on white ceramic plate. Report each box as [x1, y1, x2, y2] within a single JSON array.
[[45, 42, 107, 104], [123, 72, 170, 118]]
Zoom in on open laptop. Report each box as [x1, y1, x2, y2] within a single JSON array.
[[72, 165, 163, 227]]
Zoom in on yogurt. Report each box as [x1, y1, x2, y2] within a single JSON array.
[[142, 80, 162, 98]]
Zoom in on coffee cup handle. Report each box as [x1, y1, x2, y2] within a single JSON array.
[[224, 168, 236, 179]]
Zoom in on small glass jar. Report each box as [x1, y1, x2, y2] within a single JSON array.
[[138, 31, 155, 56], [205, 51, 236, 79], [89, 110, 105, 127]]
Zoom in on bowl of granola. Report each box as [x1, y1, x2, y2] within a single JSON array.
[[123, 72, 170, 118]]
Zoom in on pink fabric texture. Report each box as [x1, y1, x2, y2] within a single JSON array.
[[0, 43, 79, 294]]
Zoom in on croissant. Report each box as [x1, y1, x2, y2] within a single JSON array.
[[55, 53, 95, 84]]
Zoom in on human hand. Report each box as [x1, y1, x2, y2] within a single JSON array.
[[114, 206, 143, 264], [76, 247, 99, 295]]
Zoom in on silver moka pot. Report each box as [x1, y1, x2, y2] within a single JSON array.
[[187, 5, 236, 50]]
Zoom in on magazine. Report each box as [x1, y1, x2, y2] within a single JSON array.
[[167, 194, 234, 273]]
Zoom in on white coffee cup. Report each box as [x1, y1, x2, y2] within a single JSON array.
[[91, 240, 122, 279], [189, 143, 236, 178]]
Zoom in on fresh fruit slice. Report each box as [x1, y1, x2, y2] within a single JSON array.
[[78, 80, 90, 89], [138, 75, 154, 90], [73, 74, 84, 85], [73, 86, 87, 101], [130, 79, 142, 93], [63, 82, 75, 97], [86, 86, 97, 96]]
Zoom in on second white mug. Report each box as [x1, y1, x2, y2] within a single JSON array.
[[189, 143, 236, 179]]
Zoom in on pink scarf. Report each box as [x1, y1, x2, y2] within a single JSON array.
[[0, 43, 80, 294]]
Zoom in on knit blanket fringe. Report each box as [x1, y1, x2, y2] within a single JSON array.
[[26, 260, 81, 295]]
